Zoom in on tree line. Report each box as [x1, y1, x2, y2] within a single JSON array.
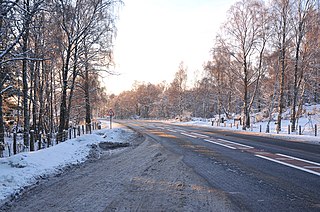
[[0, 0, 121, 154], [108, 0, 320, 133]]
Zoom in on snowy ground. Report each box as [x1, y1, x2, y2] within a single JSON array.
[[0, 122, 135, 205], [171, 104, 320, 145], [0, 122, 234, 211]]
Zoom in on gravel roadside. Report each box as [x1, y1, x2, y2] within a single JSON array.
[[1, 134, 235, 212]]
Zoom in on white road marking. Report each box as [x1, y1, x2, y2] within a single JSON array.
[[217, 139, 254, 149], [275, 158, 293, 161], [167, 129, 177, 133], [304, 166, 320, 169], [255, 155, 320, 177], [204, 139, 236, 149], [276, 153, 320, 166], [181, 132, 197, 138], [191, 132, 209, 138]]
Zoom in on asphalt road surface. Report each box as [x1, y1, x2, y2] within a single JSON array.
[[118, 120, 320, 212]]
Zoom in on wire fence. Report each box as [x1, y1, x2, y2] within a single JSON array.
[[0, 122, 101, 158], [210, 119, 318, 136]]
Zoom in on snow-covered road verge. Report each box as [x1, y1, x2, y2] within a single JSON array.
[[170, 117, 320, 145], [0, 123, 134, 205]]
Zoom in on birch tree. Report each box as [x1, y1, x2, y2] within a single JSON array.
[[167, 62, 188, 119], [53, 0, 120, 139], [221, 0, 269, 129], [290, 0, 317, 132], [0, 0, 44, 151], [271, 0, 292, 132]]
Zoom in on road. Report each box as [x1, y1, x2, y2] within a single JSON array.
[[119, 120, 320, 212]]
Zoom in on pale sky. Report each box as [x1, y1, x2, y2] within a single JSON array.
[[104, 0, 237, 94]]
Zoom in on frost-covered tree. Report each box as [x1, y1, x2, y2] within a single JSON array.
[[166, 62, 188, 118], [289, 0, 317, 132], [218, 0, 269, 129]]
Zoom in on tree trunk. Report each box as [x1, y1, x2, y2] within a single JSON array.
[[32, 61, 39, 131], [84, 66, 91, 126], [243, 57, 250, 130], [277, 49, 285, 132], [65, 42, 79, 129], [22, 0, 30, 147], [276, 4, 288, 132], [0, 93, 4, 156], [291, 37, 302, 132], [58, 44, 72, 141], [30, 62, 37, 151], [38, 61, 45, 134], [0, 2, 4, 155]]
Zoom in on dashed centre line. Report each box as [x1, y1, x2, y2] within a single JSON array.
[[204, 139, 236, 149], [180, 132, 197, 138], [190, 132, 209, 138], [217, 139, 254, 149], [151, 125, 320, 177]]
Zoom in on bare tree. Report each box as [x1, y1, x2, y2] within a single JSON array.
[[52, 0, 120, 139], [167, 62, 188, 119], [0, 0, 44, 152], [219, 0, 269, 129], [271, 0, 292, 132], [290, 0, 316, 132]]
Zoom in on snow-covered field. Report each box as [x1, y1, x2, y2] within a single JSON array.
[[174, 104, 320, 145], [0, 123, 134, 205]]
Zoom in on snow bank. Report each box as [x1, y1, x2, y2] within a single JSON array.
[[173, 104, 320, 145], [0, 123, 133, 204]]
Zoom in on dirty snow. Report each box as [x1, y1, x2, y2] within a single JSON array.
[[0, 123, 134, 205]]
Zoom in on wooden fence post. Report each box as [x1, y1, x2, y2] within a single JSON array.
[[47, 133, 51, 147], [38, 133, 42, 150], [30, 130, 35, 151], [299, 125, 302, 135], [73, 127, 76, 138], [6, 143, 11, 157], [63, 130, 67, 141], [13, 132, 17, 155], [69, 128, 72, 139]]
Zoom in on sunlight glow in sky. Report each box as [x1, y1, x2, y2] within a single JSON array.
[[104, 0, 237, 94]]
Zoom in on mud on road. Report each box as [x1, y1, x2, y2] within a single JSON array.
[[1, 132, 235, 212]]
